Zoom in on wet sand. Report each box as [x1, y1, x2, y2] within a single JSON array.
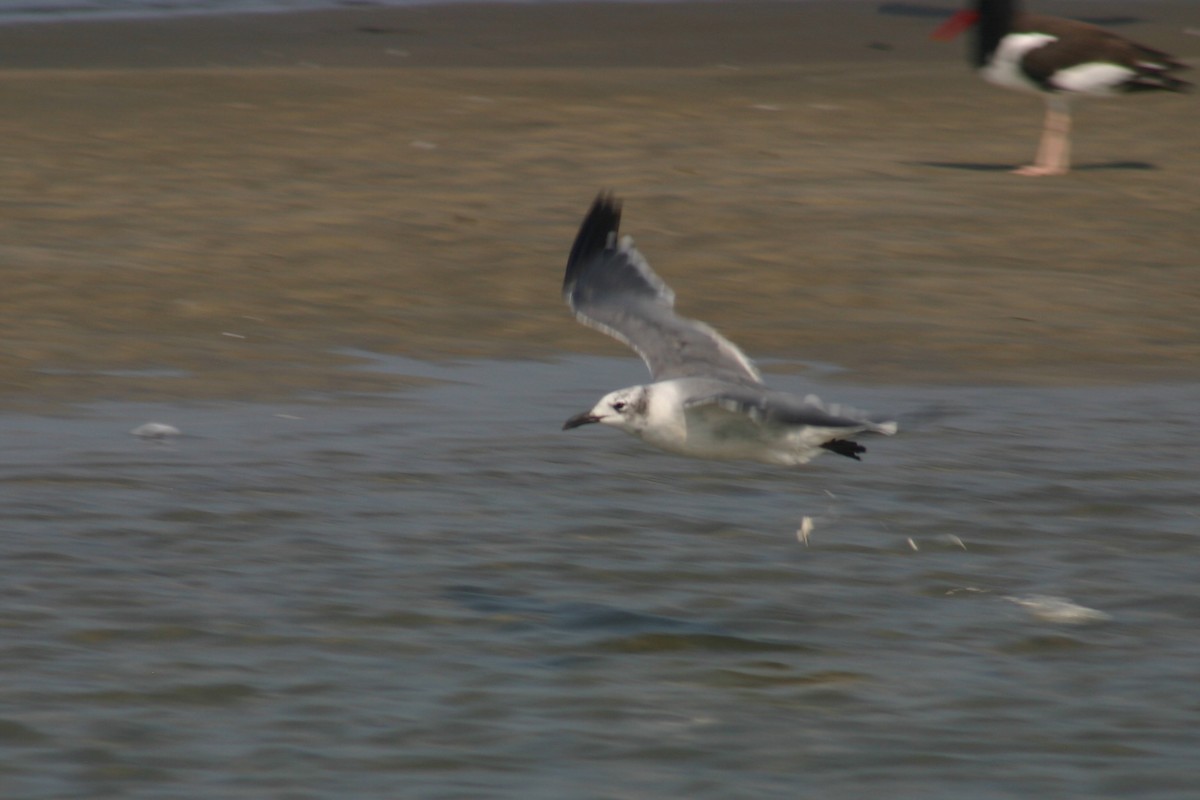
[[0, 1, 1197, 407]]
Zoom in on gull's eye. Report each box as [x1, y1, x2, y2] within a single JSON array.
[[612, 401, 627, 412]]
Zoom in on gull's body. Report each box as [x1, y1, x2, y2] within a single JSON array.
[[561, 194, 895, 467]]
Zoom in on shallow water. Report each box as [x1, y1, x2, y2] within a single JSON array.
[[2, 354, 1198, 799]]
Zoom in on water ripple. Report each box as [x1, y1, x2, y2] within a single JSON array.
[[0, 361, 1197, 799]]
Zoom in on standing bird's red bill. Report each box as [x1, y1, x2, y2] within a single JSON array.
[[930, 9, 981, 40]]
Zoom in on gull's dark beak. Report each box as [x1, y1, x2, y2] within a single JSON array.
[[563, 411, 601, 430]]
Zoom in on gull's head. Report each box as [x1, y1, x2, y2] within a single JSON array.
[[563, 386, 650, 433]]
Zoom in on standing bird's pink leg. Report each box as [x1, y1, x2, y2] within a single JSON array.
[[1015, 97, 1072, 176]]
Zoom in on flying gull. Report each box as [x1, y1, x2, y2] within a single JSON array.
[[561, 193, 896, 466]]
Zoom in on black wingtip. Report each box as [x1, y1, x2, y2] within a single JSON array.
[[565, 192, 622, 293], [820, 438, 866, 461]]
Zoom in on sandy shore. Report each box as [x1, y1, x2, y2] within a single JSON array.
[[0, 2, 1197, 407]]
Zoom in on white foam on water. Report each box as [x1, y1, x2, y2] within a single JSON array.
[[1005, 594, 1112, 625]]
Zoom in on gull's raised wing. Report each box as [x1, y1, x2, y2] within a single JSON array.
[[563, 193, 762, 385]]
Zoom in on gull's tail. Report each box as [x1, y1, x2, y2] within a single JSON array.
[[820, 439, 868, 460]]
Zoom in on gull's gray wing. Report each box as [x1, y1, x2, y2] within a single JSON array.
[[684, 387, 898, 435], [563, 193, 762, 385]]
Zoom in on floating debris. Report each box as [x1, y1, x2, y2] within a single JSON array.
[[797, 516, 814, 547], [907, 537, 919, 551], [130, 422, 181, 439], [944, 534, 967, 550], [945, 587, 990, 596]]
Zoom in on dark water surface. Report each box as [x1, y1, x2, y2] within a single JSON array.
[[2, 354, 1198, 799]]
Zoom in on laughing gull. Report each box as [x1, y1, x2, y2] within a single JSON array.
[[561, 194, 896, 466]]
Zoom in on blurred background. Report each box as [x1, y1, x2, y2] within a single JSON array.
[[0, 2, 1198, 798]]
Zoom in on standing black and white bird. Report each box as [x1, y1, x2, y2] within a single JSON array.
[[932, 0, 1191, 176]]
